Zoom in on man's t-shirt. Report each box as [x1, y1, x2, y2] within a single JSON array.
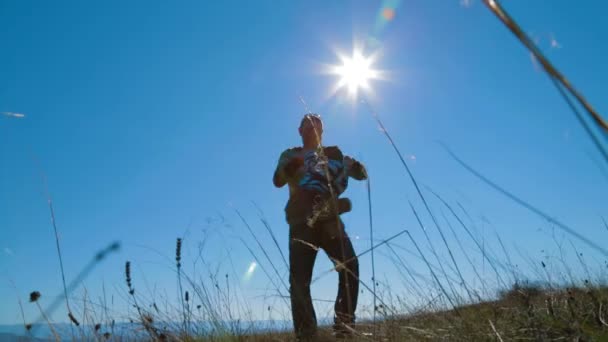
[[274, 146, 363, 224], [298, 147, 348, 195]]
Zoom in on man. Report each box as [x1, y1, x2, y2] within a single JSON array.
[[273, 113, 368, 340]]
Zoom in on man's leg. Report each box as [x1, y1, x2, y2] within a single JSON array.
[[319, 218, 359, 335], [289, 222, 319, 340]]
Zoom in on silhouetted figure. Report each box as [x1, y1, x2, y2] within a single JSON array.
[[273, 113, 368, 340]]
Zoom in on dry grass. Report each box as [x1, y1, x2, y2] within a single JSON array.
[[17, 93, 608, 341]]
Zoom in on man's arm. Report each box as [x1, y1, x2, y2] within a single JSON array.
[[273, 151, 289, 188], [344, 155, 368, 180], [273, 169, 286, 188], [273, 148, 301, 188]]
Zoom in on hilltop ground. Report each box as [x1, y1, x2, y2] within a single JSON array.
[[175, 284, 608, 341]]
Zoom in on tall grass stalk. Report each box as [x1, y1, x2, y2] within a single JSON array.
[[366, 103, 472, 304], [407, 201, 461, 301], [405, 231, 459, 312], [251, 201, 289, 271], [30, 292, 60, 342], [383, 244, 429, 303], [311, 228, 410, 284], [366, 177, 378, 333], [428, 187, 508, 289], [176, 238, 188, 334], [442, 143, 608, 258], [235, 209, 290, 295], [439, 209, 484, 300]]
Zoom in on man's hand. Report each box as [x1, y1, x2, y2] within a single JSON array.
[[284, 156, 303, 177], [344, 156, 355, 170], [274, 149, 303, 187], [344, 156, 367, 180]]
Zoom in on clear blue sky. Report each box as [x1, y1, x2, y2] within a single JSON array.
[[1, 0, 607, 326]]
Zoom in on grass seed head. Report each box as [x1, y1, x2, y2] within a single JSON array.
[[29, 291, 41, 303]]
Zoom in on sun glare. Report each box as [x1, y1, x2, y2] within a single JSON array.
[[330, 49, 380, 98]]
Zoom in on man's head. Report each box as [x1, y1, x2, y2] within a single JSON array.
[[299, 113, 323, 147]]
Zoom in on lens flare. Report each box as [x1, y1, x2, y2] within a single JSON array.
[[2, 112, 25, 118], [243, 261, 257, 282]]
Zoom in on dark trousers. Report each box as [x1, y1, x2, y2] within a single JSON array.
[[289, 217, 359, 339]]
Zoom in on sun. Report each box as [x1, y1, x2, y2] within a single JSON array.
[[329, 49, 381, 98]]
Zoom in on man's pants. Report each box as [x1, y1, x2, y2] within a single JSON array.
[[289, 217, 359, 339]]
